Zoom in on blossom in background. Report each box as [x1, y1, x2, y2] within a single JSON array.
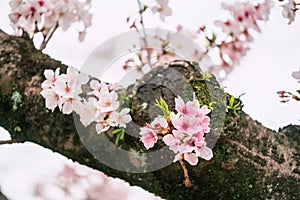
[[151, 0, 172, 21], [34, 163, 131, 200], [139, 95, 212, 166], [210, 0, 274, 78], [9, 0, 92, 49], [292, 69, 300, 82], [281, 0, 298, 25]]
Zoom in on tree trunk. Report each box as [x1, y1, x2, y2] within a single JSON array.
[[0, 29, 299, 200]]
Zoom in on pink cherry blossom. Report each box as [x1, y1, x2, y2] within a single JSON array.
[[9, 0, 92, 49], [171, 115, 201, 135], [183, 153, 199, 166], [140, 94, 213, 166], [174, 95, 200, 118], [150, 117, 168, 131], [212, 0, 273, 78], [140, 127, 158, 150], [162, 131, 182, 152], [195, 145, 213, 161], [214, 20, 241, 36]]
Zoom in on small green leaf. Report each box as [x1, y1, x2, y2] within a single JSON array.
[[112, 128, 122, 135], [120, 131, 125, 140], [14, 126, 21, 133], [114, 129, 125, 145], [155, 97, 170, 118], [115, 134, 120, 146]]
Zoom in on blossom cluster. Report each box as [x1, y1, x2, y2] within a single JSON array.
[[277, 69, 300, 102], [211, 0, 274, 76], [9, 0, 92, 47], [41, 67, 131, 134], [139, 95, 213, 166]]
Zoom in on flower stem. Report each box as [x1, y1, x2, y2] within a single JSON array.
[[0, 138, 23, 145], [39, 23, 58, 51], [179, 159, 193, 188]]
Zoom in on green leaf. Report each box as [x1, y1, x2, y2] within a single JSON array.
[[112, 128, 122, 135], [155, 97, 170, 118], [114, 129, 125, 145]]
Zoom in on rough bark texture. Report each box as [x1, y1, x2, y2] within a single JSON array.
[[0, 190, 7, 200], [0, 29, 299, 200]]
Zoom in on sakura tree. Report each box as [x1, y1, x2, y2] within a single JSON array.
[[0, 0, 299, 199]]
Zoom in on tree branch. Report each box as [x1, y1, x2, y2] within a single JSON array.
[[0, 29, 299, 200], [0, 189, 8, 200], [0, 139, 24, 145]]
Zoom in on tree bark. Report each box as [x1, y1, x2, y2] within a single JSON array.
[[0, 29, 299, 200], [0, 190, 8, 200]]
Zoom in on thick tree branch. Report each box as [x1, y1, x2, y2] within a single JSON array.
[[0, 189, 8, 200], [0, 29, 299, 200]]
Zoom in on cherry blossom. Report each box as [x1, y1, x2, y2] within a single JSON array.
[[140, 126, 158, 149], [210, 0, 274, 78], [41, 68, 60, 89], [281, 0, 298, 25], [292, 69, 300, 82], [162, 131, 182, 152], [183, 153, 198, 166], [40, 88, 61, 111], [139, 94, 212, 166], [34, 162, 131, 200], [9, 0, 92, 49], [174, 94, 200, 118], [109, 108, 132, 128], [41, 67, 132, 134], [171, 115, 201, 135], [150, 117, 168, 132], [151, 0, 172, 21]]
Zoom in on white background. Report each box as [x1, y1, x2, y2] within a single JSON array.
[[0, 0, 299, 199]]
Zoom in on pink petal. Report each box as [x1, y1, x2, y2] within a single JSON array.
[[44, 69, 54, 80], [292, 71, 300, 81], [162, 134, 174, 146], [62, 100, 73, 114], [184, 153, 198, 166], [197, 146, 213, 161]]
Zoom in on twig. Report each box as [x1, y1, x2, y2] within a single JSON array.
[[39, 23, 58, 51], [179, 159, 193, 188], [0, 138, 23, 145], [136, 0, 152, 68]]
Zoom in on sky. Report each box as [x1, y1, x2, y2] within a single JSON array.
[[0, 0, 299, 199]]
